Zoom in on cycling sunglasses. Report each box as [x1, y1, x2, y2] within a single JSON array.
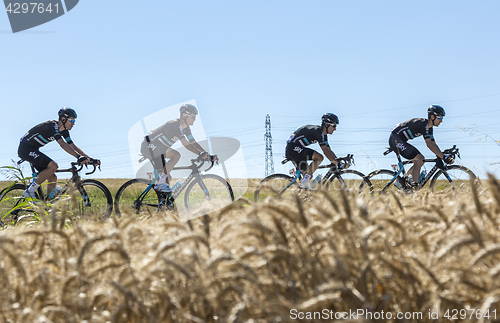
[[327, 123, 337, 128], [68, 119, 76, 124], [437, 116, 444, 121], [187, 114, 196, 119]]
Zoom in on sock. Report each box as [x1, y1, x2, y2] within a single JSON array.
[[28, 182, 40, 193], [300, 174, 311, 184], [157, 173, 168, 185]]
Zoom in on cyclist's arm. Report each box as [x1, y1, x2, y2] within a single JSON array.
[[180, 138, 207, 156], [56, 138, 80, 158], [321, 145, 338, 165], [425, 138, 445, 159], [68, 143, 90, 158]]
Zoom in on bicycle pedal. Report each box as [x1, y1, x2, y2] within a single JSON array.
[[158, 199, 175, 211]]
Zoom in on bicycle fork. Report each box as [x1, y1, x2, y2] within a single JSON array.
[[71, 177, 92, 207]]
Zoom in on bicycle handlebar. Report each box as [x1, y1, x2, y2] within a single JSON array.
[[71, 159, 101, 175], [405, 146, 460, 169], [340, 154, 355, 165], [321, 154, 355, 169], [190, 154, 218, 172], [443, 145, 460, 159]]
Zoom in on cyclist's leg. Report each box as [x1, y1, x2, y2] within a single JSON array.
[[305, 151, 323, 178], [390, 135, 422, 184], [44, 164, 58, 196], [396, 142, 422, 184], [18, 143, 57, 194], [141, 142, 161, 180], [285, 144, 318, 182], [409, 154, 424, 184], [163, 148, 180, 184]]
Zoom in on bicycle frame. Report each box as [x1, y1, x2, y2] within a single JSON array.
[[382, 153, 451, 192], [274, 169, 302, 199], [29, 162, 100, 202], [317, 163, 344, 186], [170, 164, 209, 199], [278, 155, 353, 196], [136, 158, 214, 206]]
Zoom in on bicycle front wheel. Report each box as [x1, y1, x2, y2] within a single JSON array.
[[430, 165, 477, 192], [70, 179, 113, 220], [114, 179, 160, 216], [184, 175, 234, 212], [325, 170, 373, 196], [254, 173, 300, 203], [0, 184, 39, 226], [366, 169, 404, 195]]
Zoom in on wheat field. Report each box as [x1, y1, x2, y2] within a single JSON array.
[[1, 176, 500, 322]]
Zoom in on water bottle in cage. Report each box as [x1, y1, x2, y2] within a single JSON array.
[[171, 179, 182, 195], [394, 177, 403, 190], [312, 174, 322, 185], [48, 185, 62, 200], [418, 170, 427, 183]]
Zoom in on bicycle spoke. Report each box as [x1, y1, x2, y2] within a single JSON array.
[[326, 170, 373, 196], [0, 184, 39, 226], [115, 179, 160, 216], [70, 180, 112, 220], [366, 169, 403, 195], [254, 174, 301, 203], [430, 165, 477, 192], [183, 175, 234, 216]]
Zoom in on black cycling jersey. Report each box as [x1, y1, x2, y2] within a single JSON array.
[[285, 125, 329, 172], [142, 119, 195, 153], [391, 118, 434, 142], [286, 125, 329, 148], [19, 120, 72, 148], [18, 120, 73, 171], [141, 119, 197, 171]]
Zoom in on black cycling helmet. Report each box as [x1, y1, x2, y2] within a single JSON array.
[[321, 113, 339, 125], [179, 104, 198, 116], [428, 105, 445, 117], [58, 107, 77, 119]]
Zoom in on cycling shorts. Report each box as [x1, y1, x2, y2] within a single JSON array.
[[140, 141, 170, 172], [285, 143, 316, 172], [388, 133, 421, 160], [18, 142, 53, 172]]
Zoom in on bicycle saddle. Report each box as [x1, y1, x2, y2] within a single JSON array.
[[384, 147, 397, 156]]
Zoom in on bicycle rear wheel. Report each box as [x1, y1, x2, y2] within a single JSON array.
[[366, 169, 404, 195], [254, 173, 301, 203], [70, 179, 113, 220], [325, 170, 373, 196], [184, 175, 234, 213], [0, 184, 39, 226], [430, 165, 477, 192], [114, 178, 160, 216]]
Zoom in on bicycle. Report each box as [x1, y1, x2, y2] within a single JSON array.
[[254, 154, 373, 202], [114, 155, 234, 216], [367, 145, 477, 194], [0, 159, 113, 226]]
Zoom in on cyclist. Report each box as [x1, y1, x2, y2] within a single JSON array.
[[285, 113, 342, 188], [18, 108, 93, 198], [389, 104, 453, 186], [140, 104, 215, 193]]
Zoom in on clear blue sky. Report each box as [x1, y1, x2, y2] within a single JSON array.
[[1, 1, 499, 180]]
